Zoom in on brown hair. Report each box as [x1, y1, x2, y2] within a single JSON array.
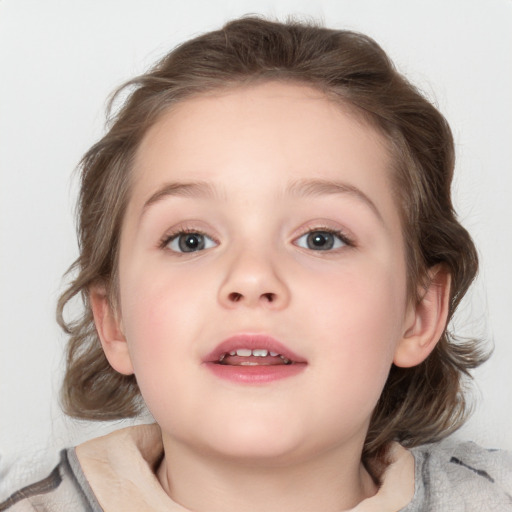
[[57, 16, 488, 467]]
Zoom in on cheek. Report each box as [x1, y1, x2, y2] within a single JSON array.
[[117, 269, 210, 432], [118, 263, 209, 387], [302, 258, 407, 400], [306, 252, 407, 335], [121, 255, 210, 331]]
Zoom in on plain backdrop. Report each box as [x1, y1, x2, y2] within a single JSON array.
[[1, 0, 511, 498]]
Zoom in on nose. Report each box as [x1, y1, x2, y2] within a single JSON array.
[[218, 247, 291, 310]]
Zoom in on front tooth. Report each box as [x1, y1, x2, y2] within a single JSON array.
[[252, 349, 268, 357], [236, 349, 252, 357]]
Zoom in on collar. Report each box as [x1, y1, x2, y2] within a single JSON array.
[[76, 424, 415, 512], [76, 423, 186, 511]]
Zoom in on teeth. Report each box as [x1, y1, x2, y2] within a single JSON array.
[[235, 349, 271, 357], [218, 348, 292, 363]]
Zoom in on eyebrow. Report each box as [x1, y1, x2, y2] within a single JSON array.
[[287, 178, 384, 223], [141, 181, 219, 217]]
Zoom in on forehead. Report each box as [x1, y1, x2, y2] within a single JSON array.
[[128, 81, 398, 225]]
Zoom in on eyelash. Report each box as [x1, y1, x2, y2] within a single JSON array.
[[159, 227, 216, 250], [159, 225, 355, 253], [293, 226, 354, 250]]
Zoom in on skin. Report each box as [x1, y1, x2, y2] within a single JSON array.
[[91, 82, 450, 511]]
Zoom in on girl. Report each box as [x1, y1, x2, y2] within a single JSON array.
[[2, 16, 511, 512]]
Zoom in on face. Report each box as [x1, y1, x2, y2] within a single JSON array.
[[111, 82, 414, 464]]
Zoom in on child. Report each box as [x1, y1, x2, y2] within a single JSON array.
[[1, 16, 511, 512]]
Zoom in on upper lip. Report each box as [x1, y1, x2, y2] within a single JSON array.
[[203, 334, 307, 364]]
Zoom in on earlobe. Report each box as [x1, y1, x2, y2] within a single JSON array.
[[394, 266, 451, 368], [89, 284, 134, 375]]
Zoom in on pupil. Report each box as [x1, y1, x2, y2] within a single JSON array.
[[179, 233, 204, 252], [307, 231, 334, 250]]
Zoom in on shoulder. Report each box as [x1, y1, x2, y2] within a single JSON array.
[[405, 439, 512, 511], [0, 449, 101, 512]]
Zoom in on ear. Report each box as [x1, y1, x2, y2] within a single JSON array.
[[394, 266, 451, 368], [89, 284, 134, 375]]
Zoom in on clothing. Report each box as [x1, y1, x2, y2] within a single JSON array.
[[1, 424, 511, 511]]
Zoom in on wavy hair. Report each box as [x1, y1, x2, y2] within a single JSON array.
[[57, 16, 488, 472]]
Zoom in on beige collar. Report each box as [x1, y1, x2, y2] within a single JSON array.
[[76, 424, 414, 512], [76, 423, 186, 511]]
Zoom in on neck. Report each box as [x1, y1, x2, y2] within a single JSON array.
[[157, 436, 378, 512]]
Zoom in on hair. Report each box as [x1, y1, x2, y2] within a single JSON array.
[[57, 16, 488, 473]]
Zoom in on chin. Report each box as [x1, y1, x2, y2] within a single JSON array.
[[211, 440, 305, 466], [197, 416, 307, 465]]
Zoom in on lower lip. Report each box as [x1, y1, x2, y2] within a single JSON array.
[[204, 362, 306, 384]]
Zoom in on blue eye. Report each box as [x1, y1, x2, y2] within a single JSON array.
[[166, 232, 217, 253], [295, 230, 348, 251]]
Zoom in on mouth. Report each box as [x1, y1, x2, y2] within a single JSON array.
[[203, 334, 307, 383]]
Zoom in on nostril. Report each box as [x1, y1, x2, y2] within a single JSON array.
[[226, 292, 277, 304], [228, 292, 243, 302]]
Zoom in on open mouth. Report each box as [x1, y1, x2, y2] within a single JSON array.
[[204, 334, 306, 383]]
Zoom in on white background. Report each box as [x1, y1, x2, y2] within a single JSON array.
[[1, 0, 511, 498]]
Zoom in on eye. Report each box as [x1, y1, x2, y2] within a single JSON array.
[[165, 231, 217, 253], [294, 230, 349, 251]]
